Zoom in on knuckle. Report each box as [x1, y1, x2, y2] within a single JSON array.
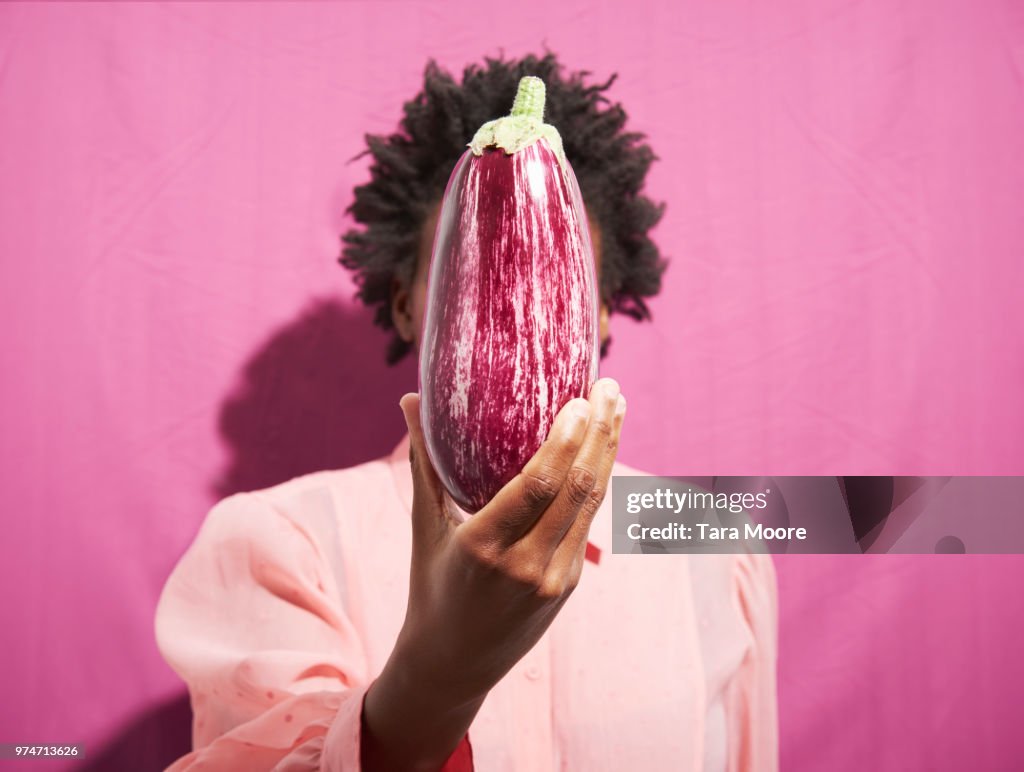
[[508, 560, 546, 591], [474, 547, 504, 573], [456, 531, 501, 570], [520, 469, 559, 509], [536, 573, 568, 601], [549, 428, 583, 457], [564, 466, 597, 507], [564, 570, 581, 594], [591, 417, 614, 437], [583, 485, 607, 518]]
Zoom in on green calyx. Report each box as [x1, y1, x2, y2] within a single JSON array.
[[468, 76, 566, 169]]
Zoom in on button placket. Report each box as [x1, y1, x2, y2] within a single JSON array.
[[515, 636, 554, 770]]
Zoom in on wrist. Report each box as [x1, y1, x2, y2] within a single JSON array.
[[385, 631, 489, 715], [362, 649, 485, 772]]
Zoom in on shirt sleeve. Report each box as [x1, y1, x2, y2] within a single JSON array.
[[155, 491, 373, 771], [726, 551, 780, 772]]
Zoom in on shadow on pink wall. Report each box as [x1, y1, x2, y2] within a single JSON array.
[[77, 693, 192, 772], [212, 296, 417, 498], [81, 298, 416, 770]]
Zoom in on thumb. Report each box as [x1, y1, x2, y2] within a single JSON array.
[[399, 393, 451, 532]]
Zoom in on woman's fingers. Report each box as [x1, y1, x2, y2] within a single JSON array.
[[464, 391, 596, 550], [518, 380, 623, 561], [464, 378, 622, 559], [547, 391, 626, 580]]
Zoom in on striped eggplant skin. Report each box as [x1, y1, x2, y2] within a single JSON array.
[[419, 137, 600, 515]]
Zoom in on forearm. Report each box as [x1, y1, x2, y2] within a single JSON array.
[[360, 646, 486, 772]]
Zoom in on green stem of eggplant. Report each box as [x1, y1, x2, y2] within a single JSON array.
[[510, 76, 545, 122]]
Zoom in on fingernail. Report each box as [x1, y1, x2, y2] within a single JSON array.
[[615, 395, 627, 416], [603, 379, 620, 400]]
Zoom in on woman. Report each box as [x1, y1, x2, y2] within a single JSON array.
[[156, 52, 778, 771]]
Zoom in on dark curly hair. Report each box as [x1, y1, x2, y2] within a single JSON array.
[[339, 52, 668, 364]]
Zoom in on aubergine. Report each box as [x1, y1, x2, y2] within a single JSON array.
[[419, 76, 600, 514]]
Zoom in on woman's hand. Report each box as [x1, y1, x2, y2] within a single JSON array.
[[361, 378, 625, 771]]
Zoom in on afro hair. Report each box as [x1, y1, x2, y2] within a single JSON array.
[[340, 52, 668, 363]]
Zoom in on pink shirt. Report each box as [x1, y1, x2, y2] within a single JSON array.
[[156, 437, 778, 771]]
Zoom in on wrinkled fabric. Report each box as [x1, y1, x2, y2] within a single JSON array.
[[156, 437, 778, 770], [4, 3, 1024, 770]]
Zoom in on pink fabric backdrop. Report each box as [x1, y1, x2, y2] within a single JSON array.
[[2, 1, 1023, 769]]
